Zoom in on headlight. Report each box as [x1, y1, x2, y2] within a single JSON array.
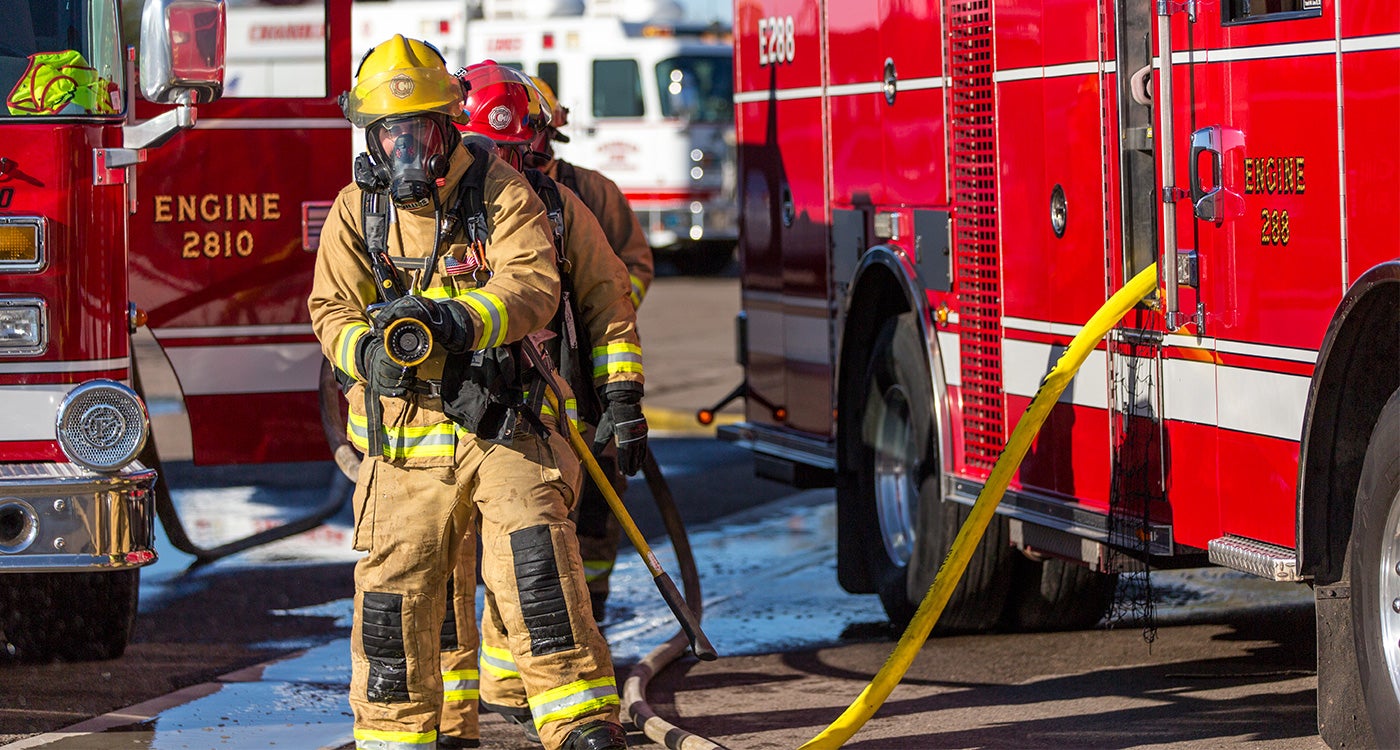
[[0, 297, 46, 355], [56, 380, 149, 473], [0, 217, 46, 272]]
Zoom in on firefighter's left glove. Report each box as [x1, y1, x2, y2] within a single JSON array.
[[377, 296, 476, 354], [356, 332, 416, 398], [593, 382, 647, 476]]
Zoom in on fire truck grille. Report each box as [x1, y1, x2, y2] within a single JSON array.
[[947, 0, 1004, 470]]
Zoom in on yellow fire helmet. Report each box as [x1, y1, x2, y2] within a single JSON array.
[[342, 35, 463, 128], [529, 75, 570, 142]]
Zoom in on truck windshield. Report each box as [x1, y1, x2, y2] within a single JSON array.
[[655, 54, 732, 124], [0, 0, 124, 118]]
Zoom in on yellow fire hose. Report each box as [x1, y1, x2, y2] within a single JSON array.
[[798, 264, 1159, 749]]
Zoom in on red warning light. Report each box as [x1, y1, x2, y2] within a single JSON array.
[[543, 32, 554, 49]]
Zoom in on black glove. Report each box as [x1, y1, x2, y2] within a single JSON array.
[[376, 296, 476, 354], [593, 382, 647, 476], [356, 332, 416, 398]]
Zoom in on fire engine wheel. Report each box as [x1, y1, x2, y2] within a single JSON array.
[[1003, 555, 1118, 631], [0, 569, 139, 662], [855, 313, 1014, 630], [1349, 387, 1400, 740]]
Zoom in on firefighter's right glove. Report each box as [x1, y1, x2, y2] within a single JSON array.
[[593, 382, 647, 476], [356, 332, 416, 398], [377, 296, 476, 354]]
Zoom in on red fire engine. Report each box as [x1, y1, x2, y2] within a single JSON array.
[[0, 0, 349, 661], [725, 0, 1398, 744]]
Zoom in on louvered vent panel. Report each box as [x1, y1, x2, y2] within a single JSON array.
[[947, 0, 1004, 470]]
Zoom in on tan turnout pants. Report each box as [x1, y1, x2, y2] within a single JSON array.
[[350, 421, 619, 750], [440, 426, 625, 740]]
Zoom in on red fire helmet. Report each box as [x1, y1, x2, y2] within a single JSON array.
[[455, 61, 550, 146]]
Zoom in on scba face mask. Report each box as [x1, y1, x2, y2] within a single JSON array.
[[366, 115, 453, 209]]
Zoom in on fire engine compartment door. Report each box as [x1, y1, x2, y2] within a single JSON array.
[[1156, 0, 1337, 548], [129, 0, 351, 464]]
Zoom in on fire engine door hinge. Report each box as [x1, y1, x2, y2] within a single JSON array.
[[1174, 249, 1198, 287], [94, 148, 145, 214], [94, 148, 142, 184], [1157, 0, 1198, 21]]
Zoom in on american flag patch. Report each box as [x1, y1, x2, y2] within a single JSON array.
[[443, 253, 479, 276]]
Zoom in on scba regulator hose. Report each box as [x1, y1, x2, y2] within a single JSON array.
[[798, 263, 1160, 749]]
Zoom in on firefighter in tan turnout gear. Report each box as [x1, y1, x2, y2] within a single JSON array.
[[527, 77, 654, 310], [308, 37, 624, 750], [433, 62, 642, 750], [525, 76, 654, 623]]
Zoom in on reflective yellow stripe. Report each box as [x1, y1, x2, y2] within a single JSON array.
[[528, 677, 619, 727], [347, 411, 457, 460], [443, 667, 479, 702], [591, 342, 643, 379], [582, 559, 614, 583], [335, 322, 371, 380], [353, 727, 437, 746], [421, 284, 467, 300], [629, 273, 647, 308], [480, 643, 519, 679], [462, 290, 508, 348], [538, 395, 580, 433]]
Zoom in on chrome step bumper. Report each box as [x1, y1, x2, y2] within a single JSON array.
[[0, 462, 158, 572], [1207, 535, 1301, 581]]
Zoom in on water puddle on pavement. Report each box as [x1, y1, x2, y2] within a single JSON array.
[[16, 485, 1312, 747]]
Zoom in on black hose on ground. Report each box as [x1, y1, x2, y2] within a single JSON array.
[[622, 447, 727, 749], [134, 355, 353, 569]]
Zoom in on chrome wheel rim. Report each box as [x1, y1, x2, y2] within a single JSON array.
[[873, 383, 917, 567], [1380, 486, 1400, 701]]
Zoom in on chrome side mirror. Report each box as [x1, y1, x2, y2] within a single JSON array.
[[139, 0, 225, 104]]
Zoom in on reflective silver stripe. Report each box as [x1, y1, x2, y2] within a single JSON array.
[[629, 274, 647, 307], [591, 343, 643, 378], [347, 412, 457, 459], [480, 644, 519, 678], [443, 668, 479, 702], [528, 677, 620, 726], [461, 290, 508, 348], [336, 323, 371, 378]]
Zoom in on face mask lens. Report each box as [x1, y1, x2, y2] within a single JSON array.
[[372, 118, 444, 168], [368, 117, 448, 207]]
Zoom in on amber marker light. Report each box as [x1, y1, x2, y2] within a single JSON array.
[[0, 222, 41, 265], [696, 410, 715, 425]]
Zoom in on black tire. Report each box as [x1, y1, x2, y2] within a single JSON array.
[[1004, 556, 1118, 631], [0, 569, 139, 662], [853, 313, 1014, 630], [1349, 387, 1400, 743]]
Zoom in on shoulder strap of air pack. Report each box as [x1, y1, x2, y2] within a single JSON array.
[[524, 167, 566, 264], [453, 140, 494, 248]]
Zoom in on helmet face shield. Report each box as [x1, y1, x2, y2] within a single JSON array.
[[367, 114, 454, 208]]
